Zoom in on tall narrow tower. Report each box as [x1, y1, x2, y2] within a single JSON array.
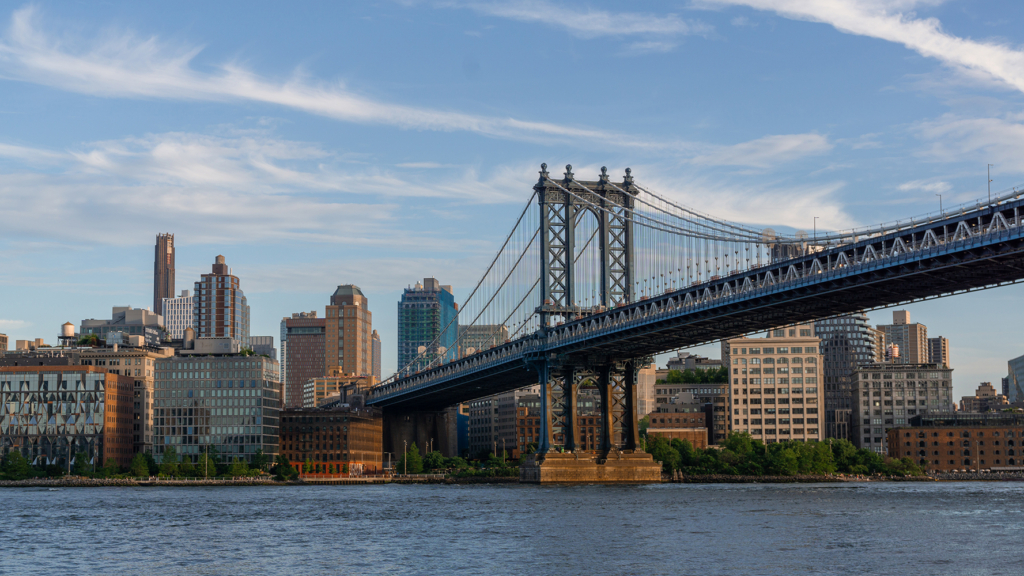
[[154, 233, 175, 316]]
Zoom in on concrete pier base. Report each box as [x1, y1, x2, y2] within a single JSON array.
[[519, 450, 662, 484]]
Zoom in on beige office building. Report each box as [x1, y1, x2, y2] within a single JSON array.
[[928, 336, 950, 367], [722, 323, 823, 443], [851, 362, 953, 453], [326, 285, 373, 378], [878, 310, 928, 364]]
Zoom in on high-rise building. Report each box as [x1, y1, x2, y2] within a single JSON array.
[[1005, 354, 1024, 403], [154, 233, 175, 316], [371, 330, 381, 381], [283, 312, 325, 409], [458, 324, 508, 358], [851, 362, 953, 453], [251, 336, 277, 360], [815, 313, 882, 441], [397, 278, 457, 374], [877, 310, 928, 364], [722, 324, 824, 444], [153, 347, 281, 465], [928, 336, 950, 367], [162, 290, 194, 340], [325, 285, 372, 377], [1, 366, 135, 469], [0, 333, 7, 354], [81, 305, 165, 346], [193, 255, 250, 348]]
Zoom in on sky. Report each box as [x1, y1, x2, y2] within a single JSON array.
[[1, 1, 1024, 398]]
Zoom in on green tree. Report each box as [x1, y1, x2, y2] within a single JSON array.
[[396, 442, 423, 474], [228, 457, 249, 477], [129, 452, 150, 477], [179, 459, 197, 478], [72, 451, 92, 476], [250, 449, 268, 472], [196, 451, 217, 478], [647, 436, 681, 474], [423, 450, 445, 471], [342, 463, 349, 474], [639, 415, 651, 437], [303, 458, 313, 474], [99, 457, 120, 478], [273, 454, 297, 481], [1, 451, 33, 480], [159, 446, 180, 476], [143, 451, 158, 476]]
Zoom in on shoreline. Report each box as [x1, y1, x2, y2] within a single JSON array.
[[4, 472, 1023, 488]]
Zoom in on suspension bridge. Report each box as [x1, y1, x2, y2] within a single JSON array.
[[369, 164, 1024, 482]]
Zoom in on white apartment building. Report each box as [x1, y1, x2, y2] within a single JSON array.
[[162, 290, 195, 339]]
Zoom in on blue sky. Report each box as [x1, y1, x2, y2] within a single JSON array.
[[1, 1, 1023, 396]]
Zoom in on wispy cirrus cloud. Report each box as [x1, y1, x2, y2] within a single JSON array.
[[0, 6, 690, 154], [444, 1, 711, 38], [698, 0, 1024, 94], [689, 133, 833, 168], [915, 114, 1024, 173]]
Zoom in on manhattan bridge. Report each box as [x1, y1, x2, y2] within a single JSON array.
[[367, 164, 1024, 481]]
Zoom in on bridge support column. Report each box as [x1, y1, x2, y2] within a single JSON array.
[[521, 356, 660, 483], [382, 409, 459, 463]]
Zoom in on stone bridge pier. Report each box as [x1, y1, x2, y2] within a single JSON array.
[[383, 407, 460, 463]]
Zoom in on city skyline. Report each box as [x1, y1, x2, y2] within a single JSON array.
[[2, 2, 1024, 392]]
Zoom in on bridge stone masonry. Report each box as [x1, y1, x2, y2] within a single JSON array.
[[370, 164, 1024, 484]]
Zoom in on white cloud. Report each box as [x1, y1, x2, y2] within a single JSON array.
[[448, 1, 710, 38], [0, 319, 30, 331], [621, 41, 678, 56], [915, 115, 1024, 173], [700, 0, 1024, 95], [0, 6, 690, 154], [897, 178, 952, 193], [689, 133, 833, 168]]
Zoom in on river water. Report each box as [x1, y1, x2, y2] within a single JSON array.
[[2, 482, 1022, 575]]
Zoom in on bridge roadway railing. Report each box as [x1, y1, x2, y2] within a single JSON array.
[[371, 200, 1024, 403]]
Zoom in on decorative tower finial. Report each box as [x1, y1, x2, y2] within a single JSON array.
[[599, 166, 609, 183], [539, 163, 549, 181], [564, 164, 574, 181], [623, 167, 633, 184]]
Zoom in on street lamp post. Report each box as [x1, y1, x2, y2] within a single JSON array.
[[936, 193, 942, 213], [988, 164, 994, 204], [403, 440, 407, 475]]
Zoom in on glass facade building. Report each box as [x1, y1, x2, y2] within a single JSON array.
[[397, 278, 457, 375], [153, 354, 281, 464], [815, 314, 882, 441]]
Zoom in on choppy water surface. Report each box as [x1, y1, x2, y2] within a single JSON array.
[[3, 482, 1023, 575]]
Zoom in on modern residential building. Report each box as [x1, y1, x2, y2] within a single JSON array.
[[0, 333, 6, 354], [154, 233, 175, 316], [77, 344, 174, 455], [371, 330, 381, 381], [153, 340, 281, 465], [161, 290, 194, 340], [458, 324, 509, 358], [1007, 354, 1024, 403], [279, 404, 383, 474], [888, 412, 1024, 472], [851, 362, 953, 453], [326, 285, 373, 377], [665, 352, 723, 372], [469, 385, 539, 457], [877, 310, 929, 364], [283, 312, 326, 409], [0, 366, 135, 469], [397, 278, 457, 375], [928, 336, 950, 367], [81, 306, 165, 347], [815, 313, 883, 441], [251, 336, 276, 360], [192, 255, 250, 348], [302, 374, 375, 408], [722, 324, 823, 443], [960, 382, 1009, 413]]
